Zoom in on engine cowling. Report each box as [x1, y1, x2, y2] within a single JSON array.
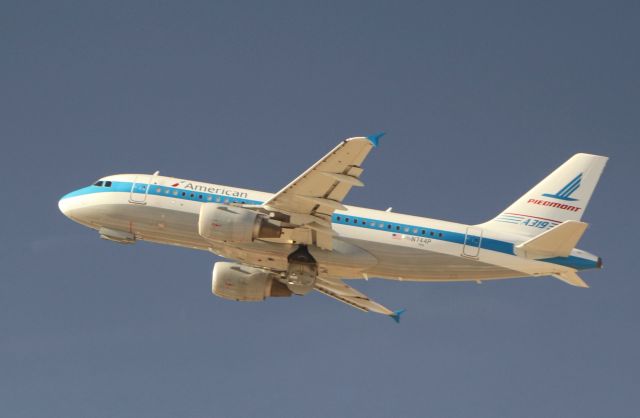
[[212, 262, 292, 301], [198, 203, 281, 243]]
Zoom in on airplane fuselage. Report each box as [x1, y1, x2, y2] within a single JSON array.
[[59, 173, 600, 284]]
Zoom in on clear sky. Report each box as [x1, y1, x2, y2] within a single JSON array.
[[1, 1, 638, 417]]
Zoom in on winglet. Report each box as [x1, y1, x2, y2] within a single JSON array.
[[366, 132, 385, 147], [389, 308, 406, 323]]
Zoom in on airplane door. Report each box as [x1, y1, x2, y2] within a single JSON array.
[[462, 227, 483, 257], [129, 175, 151, 204]]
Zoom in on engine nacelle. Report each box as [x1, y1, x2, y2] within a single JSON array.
[[212, 262, 292, 301], [198, 203, 281, 243]]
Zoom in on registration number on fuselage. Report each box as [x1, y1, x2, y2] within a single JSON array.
[[407, 236, 432, 247]]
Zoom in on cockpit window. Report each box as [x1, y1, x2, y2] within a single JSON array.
[[105, 181, 112, 187], [94, 181, 104, 187]]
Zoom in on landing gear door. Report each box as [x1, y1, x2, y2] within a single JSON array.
[[462, 227, 483, 258], [129, 174, 152, 204]]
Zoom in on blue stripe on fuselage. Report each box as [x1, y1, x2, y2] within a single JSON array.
[[60, 181, 598, 271]]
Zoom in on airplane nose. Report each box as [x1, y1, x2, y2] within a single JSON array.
[[58, 195, 73, 218], [58, 187, 94, 222], [58, 193, 73, 219]]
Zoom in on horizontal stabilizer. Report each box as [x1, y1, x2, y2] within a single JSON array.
[[515, 220, 588, 259], [552, 271, 589, 288]]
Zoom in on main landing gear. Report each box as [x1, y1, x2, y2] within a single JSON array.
[[285, 245, 317, 295]]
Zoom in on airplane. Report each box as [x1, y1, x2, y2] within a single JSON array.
[[58, 134, 608, 322]]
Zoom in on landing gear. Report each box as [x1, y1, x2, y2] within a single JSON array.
[[285, 245, 317, 295]]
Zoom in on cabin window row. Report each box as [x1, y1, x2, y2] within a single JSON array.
[[152, 187, 248, 204], [334, 216, 444, 237]]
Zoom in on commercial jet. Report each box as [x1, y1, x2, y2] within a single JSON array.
[[59, 135, 608, 321]]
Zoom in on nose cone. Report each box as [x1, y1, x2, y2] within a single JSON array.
[[58, 188, 83, 219], [58, 195, 73, 218]]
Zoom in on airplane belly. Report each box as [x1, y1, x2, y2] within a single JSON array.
[[348, 238, 527, 281], [309, 239, 378, 277]]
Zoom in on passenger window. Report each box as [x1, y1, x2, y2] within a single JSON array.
[[387, 224, 391, 229], [345, 218, 350, 222], [438, 232, 443, 237], [207, 196, 212, 201], [430, 231, 434, 236], [337, 216, 341, 221], [199, 194, 203, 200], [396, 225, 400, 231], [421, 230, 425, 235], [190, 193, 195, 198], [181, 192, 186, 196]]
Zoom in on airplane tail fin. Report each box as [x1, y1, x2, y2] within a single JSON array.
[[481, 153, 608, 237]]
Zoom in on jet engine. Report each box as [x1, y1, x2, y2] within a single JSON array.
[[212, 262, 292, 301], [198, 203, 282, 243]]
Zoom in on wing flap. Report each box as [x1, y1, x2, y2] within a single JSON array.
[[320, 172, 364, 187]]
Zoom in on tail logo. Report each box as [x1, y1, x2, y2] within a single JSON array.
[[542, 173, 582, 201]]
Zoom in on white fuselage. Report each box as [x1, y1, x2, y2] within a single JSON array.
[[58, 174, 600, 283]]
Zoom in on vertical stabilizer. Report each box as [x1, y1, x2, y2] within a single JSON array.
[[481, 153, 608, 237]]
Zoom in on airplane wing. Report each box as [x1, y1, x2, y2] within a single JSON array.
[[261, 134, 383, 249], [314, 276, 405, 322]]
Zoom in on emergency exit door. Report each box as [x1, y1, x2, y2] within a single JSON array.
[[462, 227, 483, 257]]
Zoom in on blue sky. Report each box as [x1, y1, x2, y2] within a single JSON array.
[[1, 1, 638, 417]]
